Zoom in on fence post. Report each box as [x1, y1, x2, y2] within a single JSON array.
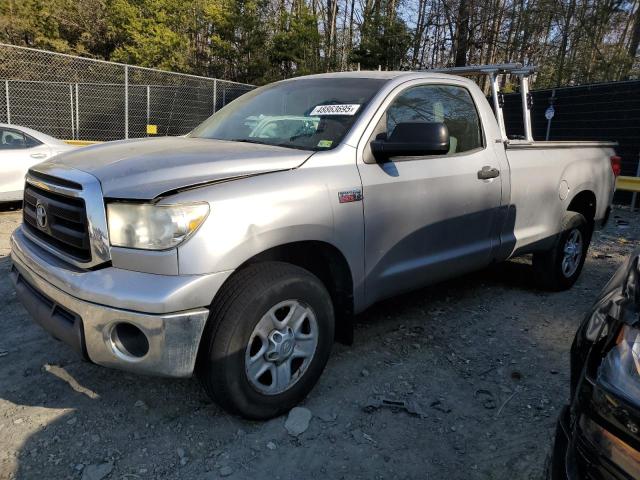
[[69, 84, 75, 140], [75, 83, 79, 139], [632, 153, 640, 213], [146, 85, 150, 135], [5, 80, 10, 124], [213, 79, 217, 114], [545, 89, 556, 141], [124, 64, 129, 139], [222, 84, 226, 107]]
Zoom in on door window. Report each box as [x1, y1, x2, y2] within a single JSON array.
[[385, 85, 483, 154], [0, 128, 41, 150]]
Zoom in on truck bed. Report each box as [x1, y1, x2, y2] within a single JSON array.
[[501, 141, 616, 258]]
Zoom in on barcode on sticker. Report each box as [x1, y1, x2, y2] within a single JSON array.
[[310, 104, 360, 116]]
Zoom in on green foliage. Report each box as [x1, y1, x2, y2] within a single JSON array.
[[352, 15, 411, 70], [269, 4, 321, 79], [108, 0, 190, 71], [0, 0, 638, 86]]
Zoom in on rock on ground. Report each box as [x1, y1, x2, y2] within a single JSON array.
[[81, 462, 113, 480], [284, 407, 312, 436]]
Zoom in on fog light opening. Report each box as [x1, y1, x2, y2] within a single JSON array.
[[111, 323, 149, 359]]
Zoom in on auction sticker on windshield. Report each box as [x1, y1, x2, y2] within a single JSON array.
[[310, 104, 360, 116]]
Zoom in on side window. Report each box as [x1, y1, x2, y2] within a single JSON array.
[[0, 129, 29, 150], [386, 85, 483, 154], [24, 134, 41, 148]]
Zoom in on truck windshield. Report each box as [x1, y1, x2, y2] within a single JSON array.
[[189, 78, 387, 151]]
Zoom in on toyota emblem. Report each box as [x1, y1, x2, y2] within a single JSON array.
[[35, 202, 48, 229]]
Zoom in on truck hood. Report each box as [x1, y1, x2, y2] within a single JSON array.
[[41, 137, 314, 199]]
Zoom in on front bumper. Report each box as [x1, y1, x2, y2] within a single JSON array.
[[10, 226, 232, 377]]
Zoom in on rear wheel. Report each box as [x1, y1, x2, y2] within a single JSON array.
[[533, 211, 591, 291], [197, 262, 334, 419]]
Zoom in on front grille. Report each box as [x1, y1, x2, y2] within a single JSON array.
[[23, 182, 91, 262]]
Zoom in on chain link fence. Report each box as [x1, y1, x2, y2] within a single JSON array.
[[0, 43, 255, 141], [502, 79, 640, 207]]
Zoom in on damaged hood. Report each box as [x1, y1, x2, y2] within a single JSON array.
[[40, 136, 314, 199]]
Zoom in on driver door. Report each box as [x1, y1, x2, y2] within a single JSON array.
[[358, 83, 503, 304]]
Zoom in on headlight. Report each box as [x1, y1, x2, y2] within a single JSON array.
[[597, 325, 640, 406], [584, 261, 638, 342], [585, 309, 609, 341], [107, 202, 209, 250], [585, 292, 617, 341], [591, 252, 640, 405]]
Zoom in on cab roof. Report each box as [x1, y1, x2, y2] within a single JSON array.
[[279, 70, 479, 88]]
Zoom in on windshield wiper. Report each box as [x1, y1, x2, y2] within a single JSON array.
[[229, 138, 311, 151], [271, 142, 313, 151], [229, 138, 267, 145]]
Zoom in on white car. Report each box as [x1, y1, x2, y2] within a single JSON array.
[[0, 124, 75, 202]]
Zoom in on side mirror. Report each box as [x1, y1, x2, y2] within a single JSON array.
[[370, 122, 450, 162]]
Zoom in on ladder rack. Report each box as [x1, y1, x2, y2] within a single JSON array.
[[425, 63, 537, 143]]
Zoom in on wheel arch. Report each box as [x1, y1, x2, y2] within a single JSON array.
[[211, 240, 355, 345], [566, 189, 596, 229]]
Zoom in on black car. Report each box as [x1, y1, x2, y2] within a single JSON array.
[[550, 250, 640, 479]]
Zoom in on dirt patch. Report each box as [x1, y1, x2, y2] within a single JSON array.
[[0, 204, 21, 257], [1, 206, 639, 479]]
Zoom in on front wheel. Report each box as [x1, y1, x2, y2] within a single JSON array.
[[533, 211, 591, 291], [196, 262, 334, 419]]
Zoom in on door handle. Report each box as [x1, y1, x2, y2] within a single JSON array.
[[30, 153, 47, 159], [477, 166, 500, 180]]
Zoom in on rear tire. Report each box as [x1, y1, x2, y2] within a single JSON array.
[[533, 211, 591, 291], [196, 262, 334, 419]]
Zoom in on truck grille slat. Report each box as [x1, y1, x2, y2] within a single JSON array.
[[24, 189, 84, 223], [49, 224, 88, 248], [23, 183, 92, 262]]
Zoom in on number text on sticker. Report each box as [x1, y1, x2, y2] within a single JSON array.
[[310, 104, 361, 116]]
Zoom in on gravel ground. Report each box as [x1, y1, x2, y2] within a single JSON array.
[[1, 204, 639, 480]]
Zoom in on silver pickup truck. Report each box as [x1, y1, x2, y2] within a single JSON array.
[[11, 64, 618, 419]]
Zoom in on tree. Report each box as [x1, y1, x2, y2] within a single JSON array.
[[626, 0, 640, 77], [453, 0, 471, 66], [0, 0, 638, 86]]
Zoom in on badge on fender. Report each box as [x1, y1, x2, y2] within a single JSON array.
[[338, 188, 363, 203]]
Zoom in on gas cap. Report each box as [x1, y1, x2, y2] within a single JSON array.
[[559, 180, 570, 200]]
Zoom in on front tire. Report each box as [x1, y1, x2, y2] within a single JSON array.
[[197, 262, 334, 419], [533, 211, 591, 291]]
